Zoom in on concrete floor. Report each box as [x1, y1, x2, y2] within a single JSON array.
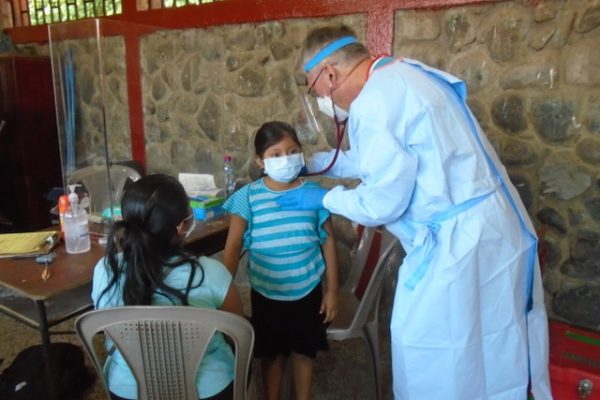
[[0, 280, 395, 400]]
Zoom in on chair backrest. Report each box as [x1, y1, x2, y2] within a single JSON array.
[[67, 164, 141, 216], [345, 228, 401, 332], [344, 225, 383, 299], [75, 306, 254, 400]]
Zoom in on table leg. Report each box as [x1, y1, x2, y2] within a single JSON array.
[[34, 300, 59, 400]]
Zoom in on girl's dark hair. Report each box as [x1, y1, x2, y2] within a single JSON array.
[[98, 173, 203, 306], [254, 121, 301, 157]]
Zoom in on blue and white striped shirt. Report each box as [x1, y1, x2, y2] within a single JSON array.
[[223, 178, 330, 301]]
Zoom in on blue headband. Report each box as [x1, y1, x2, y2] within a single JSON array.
[[303, 36, 358, 73]]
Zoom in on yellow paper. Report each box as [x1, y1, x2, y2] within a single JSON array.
[[0, 231, 58, 255]]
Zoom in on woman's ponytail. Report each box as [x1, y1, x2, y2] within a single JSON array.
[[97, 174, 202, 307]]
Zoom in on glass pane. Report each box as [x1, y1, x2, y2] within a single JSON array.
[[48, 19, 156, 219]]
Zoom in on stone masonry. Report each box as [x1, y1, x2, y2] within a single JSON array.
[[392, 0, 600, 330], [15, 0, 600, 330]]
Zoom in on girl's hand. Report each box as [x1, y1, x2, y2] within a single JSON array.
[[320, 289, 339, 323]]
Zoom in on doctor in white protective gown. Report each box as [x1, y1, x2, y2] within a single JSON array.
[[277, 26, 552, 400]]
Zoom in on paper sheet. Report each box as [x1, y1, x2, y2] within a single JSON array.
[[178, 173, 221, 197], [0, 231, 59, 255]]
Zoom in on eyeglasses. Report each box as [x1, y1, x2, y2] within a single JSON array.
[[182, 213, 197, 238], [307, 67, 325, 97], [306, 57, 365, 97]]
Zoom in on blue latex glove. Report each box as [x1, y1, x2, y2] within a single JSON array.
[[276, 187, 328, 211]]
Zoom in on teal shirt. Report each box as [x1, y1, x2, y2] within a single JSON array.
[[223, 178, 330, 300], [91, 255, 234, 399]]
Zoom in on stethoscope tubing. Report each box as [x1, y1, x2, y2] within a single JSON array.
[[303, 118, 346, 176]]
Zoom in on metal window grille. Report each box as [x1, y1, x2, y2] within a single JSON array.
[[138, 0, 220, 11], [1, 0, 222, 28], [22, 0, 122, 25]]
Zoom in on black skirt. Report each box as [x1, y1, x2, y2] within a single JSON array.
[[251, 283, 329, 359]]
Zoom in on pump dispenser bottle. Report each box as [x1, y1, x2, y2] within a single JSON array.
[[64, 184, 91, 254]]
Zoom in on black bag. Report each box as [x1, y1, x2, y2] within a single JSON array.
[[0, 342, 95, 400]]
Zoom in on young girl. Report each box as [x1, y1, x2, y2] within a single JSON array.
[[222, 121, 339, 400], [92, 174, 243, 400]]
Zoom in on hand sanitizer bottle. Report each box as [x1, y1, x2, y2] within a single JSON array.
[[64, 184, 91, 254]]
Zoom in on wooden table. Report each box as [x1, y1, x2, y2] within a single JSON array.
[[0, 216, 230, 332], [0, 242, 103, 400], [184, 215, 230, 256], [0, 216, 230, 399]]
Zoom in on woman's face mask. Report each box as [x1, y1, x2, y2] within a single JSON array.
[[263, 153, 305, 183], [317, 96, 349, 122]]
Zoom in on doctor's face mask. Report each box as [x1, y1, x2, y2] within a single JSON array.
[[317, 95, 349, 121], [307, 66, 349, 122], [263, 153, 305, 183]]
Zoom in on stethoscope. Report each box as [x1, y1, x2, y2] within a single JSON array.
[[302, 55, 390, 177], [303, 111, 347, 177]]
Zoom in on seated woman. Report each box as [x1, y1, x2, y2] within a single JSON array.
[[92, 173, 243, 400]]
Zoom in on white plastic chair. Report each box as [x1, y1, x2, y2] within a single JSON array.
[[67, 164, 141, 217], [75, 306, 255, 400], [327, 226, 401, 400]]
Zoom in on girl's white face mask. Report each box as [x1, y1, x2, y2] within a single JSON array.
[[263, 153, 305, 183], [317, 96, 349, 122]]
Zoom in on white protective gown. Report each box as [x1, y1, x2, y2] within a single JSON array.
[[311, 58, 552, 400]]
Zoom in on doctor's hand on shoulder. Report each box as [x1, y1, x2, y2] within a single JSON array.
[[276, 187, 328, 211]]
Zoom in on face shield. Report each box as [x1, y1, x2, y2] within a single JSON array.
[[297, 37, 359, 123], [295, 70, 347, 176], [299, 89, 324, 139], [294, 36, 359, 175], [294, 55, 323, 139]]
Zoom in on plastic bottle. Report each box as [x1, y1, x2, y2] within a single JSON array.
[[58, 194, 69, 239], [223, 155, 236, 198], [64, 184, 91, 254]]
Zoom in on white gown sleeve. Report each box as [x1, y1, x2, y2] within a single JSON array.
[[308, 148, 360, 179], [322, 90, 418, 226]]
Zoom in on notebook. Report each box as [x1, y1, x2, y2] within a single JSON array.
[[0, 231, 59, 259]]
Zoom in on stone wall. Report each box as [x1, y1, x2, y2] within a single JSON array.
[[15, 0, 600, 330], [19, 36, 131, 168], [139, 15, 364, 182], [392, 0, 600, 330]]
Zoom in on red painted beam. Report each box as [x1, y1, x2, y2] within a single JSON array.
[[124, 34, 146, 171], [6, 0, 505, 44], [113, 0, 504, 28], [367, 6, 394, 55], [7, 24, 46, 43]]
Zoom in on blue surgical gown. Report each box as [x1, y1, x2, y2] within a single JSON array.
[[311, 58, 552, 400]]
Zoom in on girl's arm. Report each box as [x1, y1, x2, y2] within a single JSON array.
[[320, 218, 339, 323], [219, 283, 244, 316], [222, 214, 248, 276]]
